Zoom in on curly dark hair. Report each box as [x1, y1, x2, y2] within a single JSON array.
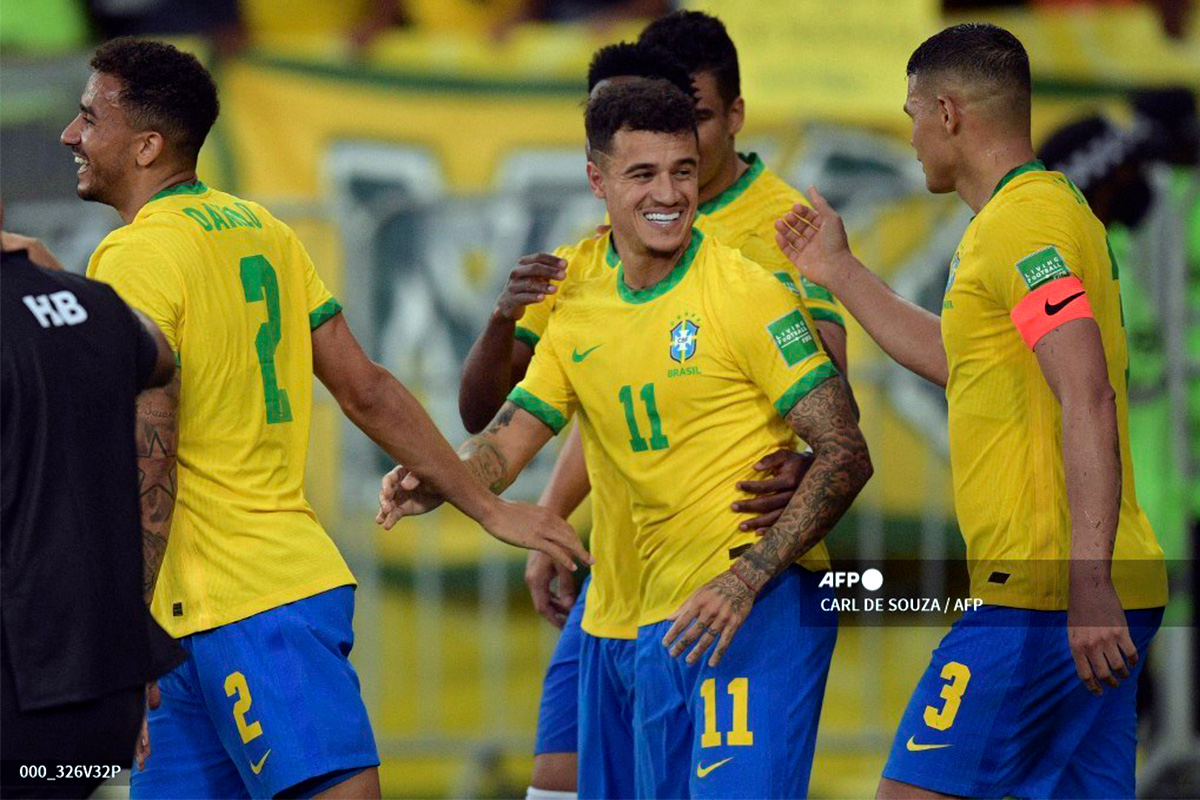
[[587, 41, 696, 104], [90, 37, 219, 162], [907, 23, 1030, 95], [637, 10, 740, 107], [585, 79, 697, 158]]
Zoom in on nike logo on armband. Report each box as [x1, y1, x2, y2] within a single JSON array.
[[572, 344, 602, 362], [905, 736, 951, 752], [1044, 291, 1085, 316], [696, 757, 733, 778], [250, 750, 271, 775]]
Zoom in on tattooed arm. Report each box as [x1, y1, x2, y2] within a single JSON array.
[[136, 374, 180, 605], [663, 375, 872, 666]]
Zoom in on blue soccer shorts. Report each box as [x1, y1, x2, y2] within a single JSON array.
[[131, 586, 379, 799], [883, 604, 1163, 798], [634, 567, 837, 799], [534, 575, 589, 756], [577, 629, 637, 799]]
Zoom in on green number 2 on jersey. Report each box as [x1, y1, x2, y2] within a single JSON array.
[[240, 254, 292, 423]]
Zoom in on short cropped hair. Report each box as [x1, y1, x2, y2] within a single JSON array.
[[907, 23, 1031, 95], [90, 37, 219, 162], [585, 79, 698, 159], [638, 10, 740, 107], [587, 41, 697, 103]]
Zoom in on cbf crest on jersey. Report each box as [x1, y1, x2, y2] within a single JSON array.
[[669, 314, 700, 363]]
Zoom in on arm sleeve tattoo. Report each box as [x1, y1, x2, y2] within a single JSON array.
[[136, 373, 180, 606], [733, 376, 873, 591], [457, 402, 518, 495]]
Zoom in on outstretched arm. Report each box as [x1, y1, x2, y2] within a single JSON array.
[[314, 313, 588, 568], [664, 375, 872, 666], [776, 189, 947, 387]]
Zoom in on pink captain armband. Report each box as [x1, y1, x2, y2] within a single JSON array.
[[1009, 275, 1094, 350]]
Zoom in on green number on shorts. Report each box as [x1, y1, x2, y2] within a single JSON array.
[[240, 254, 292, 423], [923, 661, 971, 731], [618, 383, 669, 452]]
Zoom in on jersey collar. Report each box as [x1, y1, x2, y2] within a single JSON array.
[[990, 159, 1045, 200], [610, 228, 705, 304], [148, 180, 209, 203], [697, 153, 764, 216]]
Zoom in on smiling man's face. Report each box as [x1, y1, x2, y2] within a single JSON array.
[[589, 127, 699, 260], [60, 72, 138, 206]]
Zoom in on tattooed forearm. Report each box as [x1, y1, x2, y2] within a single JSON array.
[[456, 401, 520, 495], [733, 377, 872, 590], [136, 374, 179, 605]]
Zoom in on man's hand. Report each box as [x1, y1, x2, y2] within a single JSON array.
[[135, 682, 161, 771], [525, 549, 579, 628], [495, 254, 566, 321], [732, 449, 814, 531], [376, 465, 446, 528], [1067, 578, 1138, 696], [774, 187, 854, 290], [376, 465, 591, 572], [1, 231, 66, 271], [478, 498, 591, 573], [662, 570, 757, 667]]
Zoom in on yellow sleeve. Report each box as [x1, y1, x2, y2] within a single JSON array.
[[507, 312, 576, 434], [286, 228, 341, 330], [975, 194, 1086, 312], [87, 232, 184, 353], [514, 243, 577, 351], [736, 232, 846, 328], [721, 266, 839, 418]]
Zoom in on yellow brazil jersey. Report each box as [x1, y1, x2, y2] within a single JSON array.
[[88, 181, 355, 637], [695, 153, 844, 329], [511, 230, 836, 626], [942, 162, 1167, 610]]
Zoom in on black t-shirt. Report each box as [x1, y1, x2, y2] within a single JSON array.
[[1, 249, 182, 710]]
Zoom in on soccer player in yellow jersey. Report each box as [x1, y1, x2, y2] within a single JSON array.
[[383, 80, 871, 799], [775, 24, 1168, 798], [62, 38, 587, 799], [459, 19, 854, 798]]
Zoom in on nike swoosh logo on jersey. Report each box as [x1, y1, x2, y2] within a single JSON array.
[[250, 750, 271, 775], [1045, 291, 1085, 315], [906, 736, 951, 752], [696, 757, 733, 778], [572, 344, 602, 362]]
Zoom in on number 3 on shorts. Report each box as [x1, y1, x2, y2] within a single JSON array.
[[224, 671, 264, 744], [923, 661, 971, 731]]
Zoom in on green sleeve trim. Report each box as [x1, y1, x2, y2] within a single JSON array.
[[308, 298, 343, 330], [514, 326, 541, 351], [507, 387, 567, 434], [773, 361, 840, 418], [808, 306, 846, 327]]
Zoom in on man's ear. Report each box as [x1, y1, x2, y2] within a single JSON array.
[[727, 96, 745, 138], [938, 94, 962, 136], [134, 131, 165, 168], [586, 157, 606, 200]]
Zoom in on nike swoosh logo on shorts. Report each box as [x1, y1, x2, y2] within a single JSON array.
[[696, 757, 733, 778], [906, 735, 951, 752], [250, 750, 271, 775]]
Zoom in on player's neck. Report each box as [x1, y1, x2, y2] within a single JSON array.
[[614, 229, 691, 291], [118, 168, 200, 224], [955, 139, 1037, 214], [698, 149, 748, 206]]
